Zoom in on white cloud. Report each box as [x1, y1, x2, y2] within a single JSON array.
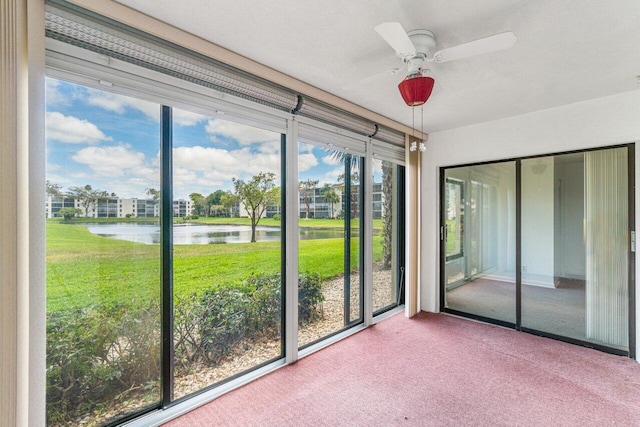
[[84, 89, 208, 126], [72, 145, 145, 177], [256, 140, 281, 155], [298, 142, 316, 153], [205, 119, 280, 145], [170, 144, 285, 197], [372, 158, 383, 176], [46, 112, 111, 144], [173, 109, 207, 126], [45, 172, 74, 187], [172, 145, 281, 178], [323, 166, 344, 183], [298, 152, 319, 172], [45, 78, 67, 107], [322, 154, 341, 165], [62, 144, 160, 198], [88, 89, 161, 119], [173, 146, 239, 172]]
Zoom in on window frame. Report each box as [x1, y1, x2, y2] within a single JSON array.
[[44, 36, 407, 425], [444, 177, 465, 262]]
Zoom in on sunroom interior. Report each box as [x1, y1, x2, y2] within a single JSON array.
[[1, 0, 640, 426]]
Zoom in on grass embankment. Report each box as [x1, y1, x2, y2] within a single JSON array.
[[46, 221, 382, 313]]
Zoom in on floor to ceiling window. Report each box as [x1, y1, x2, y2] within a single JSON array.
[[297, 141, 364, 348], [45, 78, 162, 425], [441, 146, 634, 355], [43, 4, 407, 424], [45, 76, 406, 425], [372, 158, 405, 314], [171, 108, 285, 400]]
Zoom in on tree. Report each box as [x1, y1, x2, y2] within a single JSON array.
[[232, 172, 279, 242], [146, 188, 160, 204], [320, 184, 340, 219], [299, 179, 319, 219], [67, 185, 110, 218], [329, 150, 361, 219], [338, 171, 360, 219], [57, 207, 82, 222], [219, 191, 237, 218], [46, 180, 63, 198], [381, 160, 394, 269], [189, 192, 206, 216], [206, 190, 226, 217]]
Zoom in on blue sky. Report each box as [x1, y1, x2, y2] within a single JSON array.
[[46, 78, 381, 200]]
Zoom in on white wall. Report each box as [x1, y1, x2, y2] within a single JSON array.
[[421, 89, 640, 360], [521, 157, 555, 287], [554, 157, 586, 279]]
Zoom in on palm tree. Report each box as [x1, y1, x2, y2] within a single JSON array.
[[381, 160, 394, 268], [299, 179, 319, 219], [320, 184, 340, 218], [330, 149, 394, 268]]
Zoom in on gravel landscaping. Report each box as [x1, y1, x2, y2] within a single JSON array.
[[59, 268, 398, 426], [176, 267, 395, 396]]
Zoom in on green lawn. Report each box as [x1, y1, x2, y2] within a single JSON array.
[[445, 219, 460, 255], [46, 221, 383, 312]]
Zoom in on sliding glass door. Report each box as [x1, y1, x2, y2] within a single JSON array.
[[442, 162, 516, 325], [441, 145, 634, 355], [521, 148, 631, 351], [297, 142, 364, 348]]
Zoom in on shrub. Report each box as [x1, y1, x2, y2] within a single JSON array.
[[47, 272, 324, 423], [196, 286, 251, 364], [46, 302, 160, 424], [57, 207, 82, 222], [174, 272, 323, 372], [271, 213, 281, 221], [298, 272, 324, 323]]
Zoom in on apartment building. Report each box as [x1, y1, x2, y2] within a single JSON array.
[[46, 196, 180, 218]]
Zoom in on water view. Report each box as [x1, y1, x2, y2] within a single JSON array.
[[85, 222, 358, 244]]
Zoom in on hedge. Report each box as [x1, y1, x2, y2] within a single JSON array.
[[47, 272, 324, 425]]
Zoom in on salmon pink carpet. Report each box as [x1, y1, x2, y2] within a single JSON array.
[[165, 312, 640, 426]]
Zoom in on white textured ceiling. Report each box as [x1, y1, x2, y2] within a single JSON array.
[[116, 0, 640, 133]]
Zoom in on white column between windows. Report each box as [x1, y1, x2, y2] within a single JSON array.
[[363, 140, 374, 325], [406, 135, 421, 317], [285, 117, 300, 362], [0, 0, 46, 425]]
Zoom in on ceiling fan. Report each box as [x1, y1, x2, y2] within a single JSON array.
[[373, 22, 517, 106]]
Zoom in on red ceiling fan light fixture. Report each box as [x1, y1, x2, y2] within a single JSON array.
[[398, 74, 435, 106]]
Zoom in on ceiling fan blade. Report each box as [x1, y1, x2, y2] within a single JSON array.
[[375, 22, 416, 58], [342, 65, 406, 91], [432, 31, 516, 63]]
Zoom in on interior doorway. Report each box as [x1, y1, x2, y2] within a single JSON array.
[[440, 145, 635, 356]]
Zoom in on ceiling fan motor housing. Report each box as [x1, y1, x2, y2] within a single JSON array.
[[407, 30, 436, 59], [398, 30, 436, 106]]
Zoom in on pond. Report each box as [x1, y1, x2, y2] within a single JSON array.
[[84, 223, 361, 245]]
